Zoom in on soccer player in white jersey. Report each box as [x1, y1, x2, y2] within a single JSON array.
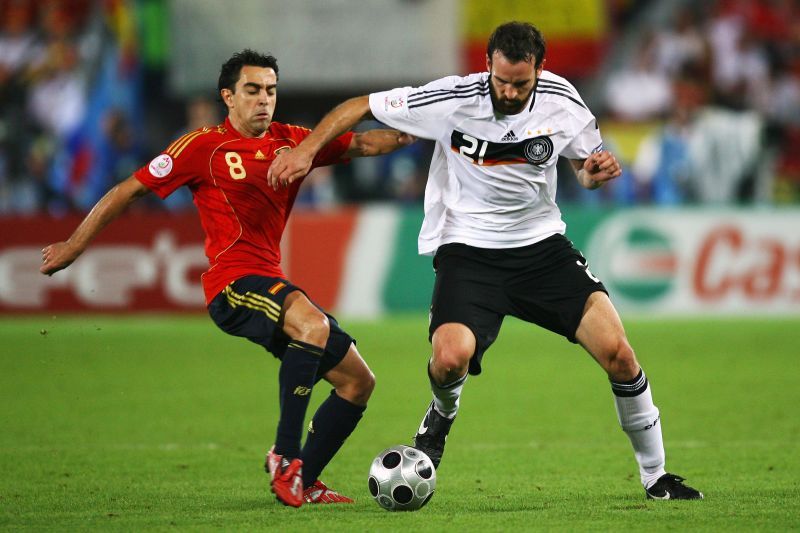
[[269, 21, 703, 500]]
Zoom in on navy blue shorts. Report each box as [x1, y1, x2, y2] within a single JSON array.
[[429, 234, 607, 375], [208, 275, 355, 381]]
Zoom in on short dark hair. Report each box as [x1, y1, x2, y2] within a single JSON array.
[[217, 49, 279, 93], [487, 22, 546, 68]]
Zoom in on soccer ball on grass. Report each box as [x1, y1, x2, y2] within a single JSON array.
[[368, 445, 436, 511]]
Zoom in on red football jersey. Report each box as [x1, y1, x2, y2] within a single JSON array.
[[134, 117, 354, 305]]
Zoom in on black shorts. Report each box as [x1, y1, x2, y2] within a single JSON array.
[[208, 275, 355, 381], [429, 234, 607, 375]]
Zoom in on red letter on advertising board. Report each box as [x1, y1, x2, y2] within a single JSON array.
[[742, 240, 785, 299], [694, 227, 741, 300]]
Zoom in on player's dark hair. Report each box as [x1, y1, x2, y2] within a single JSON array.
[[217, 49, 279, 93], [487, 21, 546, 68]]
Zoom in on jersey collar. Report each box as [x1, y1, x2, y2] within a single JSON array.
[[224, 117, 245, 138], [476, 73, 496, 119]]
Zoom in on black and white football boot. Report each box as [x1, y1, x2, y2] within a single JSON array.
[[413, 401, 455, 469], [645, 473, 704, 500]]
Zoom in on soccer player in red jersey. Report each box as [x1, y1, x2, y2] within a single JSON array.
[[39, 49, 414, 508]]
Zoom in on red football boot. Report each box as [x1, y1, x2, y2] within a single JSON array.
[[303, 480, 354, 504], [265, 446, 304, 508]]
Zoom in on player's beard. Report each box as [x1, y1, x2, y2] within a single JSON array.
[[489, 83, 528, 115]]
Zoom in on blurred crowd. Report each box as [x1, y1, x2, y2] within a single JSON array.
[[600, 0, 800, 205], [0, 0, 429, 215], [0, 0, 96, 213], [0, 0, 799, 216]]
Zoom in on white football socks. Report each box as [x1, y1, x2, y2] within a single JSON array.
[[611, 370, 666, 489], [429, 366, 467, 419]]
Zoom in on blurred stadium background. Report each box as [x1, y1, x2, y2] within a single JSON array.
[[1, 0, 799, 318]]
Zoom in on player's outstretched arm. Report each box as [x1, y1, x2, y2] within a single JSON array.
[[40, 175, 150, 276], [268, 95, 372, 189], [347, 129, 415, 158], [570, 150, 622, 190]]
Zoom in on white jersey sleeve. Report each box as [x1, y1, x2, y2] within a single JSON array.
[[368, 76, 472, 140], [561, 112, 603, 160]]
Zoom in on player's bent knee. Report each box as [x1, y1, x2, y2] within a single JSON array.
[[606, 339, 639, 381], [282, 291, 331, 347], [288, 311, 330, 348], [432, 344, 471, 376], [338, 369, 375, 406], [355, 369, 376, 403], [326, 346, 375, 405], [431, 324, 474, 381]]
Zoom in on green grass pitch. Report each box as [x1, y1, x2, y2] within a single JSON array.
[[1, 315, 798, 531]]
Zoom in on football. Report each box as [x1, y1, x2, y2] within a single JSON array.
[[368, 445, 436, 511]]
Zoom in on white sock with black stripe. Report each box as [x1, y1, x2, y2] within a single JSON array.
[[429, 363, 467, 419], [610, 369, 667, 489]]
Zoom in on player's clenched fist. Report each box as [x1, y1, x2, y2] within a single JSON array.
[[583, 150, 621, 185], [268, 148, 313, 190]]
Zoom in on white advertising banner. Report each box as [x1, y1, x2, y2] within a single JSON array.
[[169, 0, 460, 92], [585, 208, 800, 315]]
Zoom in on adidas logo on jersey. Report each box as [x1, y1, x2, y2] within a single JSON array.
[[501, 130, 517, 142], [255, 150, 266, 160]]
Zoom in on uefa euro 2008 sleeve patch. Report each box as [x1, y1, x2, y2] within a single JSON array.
[[148, 154, 173, 178], [383, 93, 406, 113]]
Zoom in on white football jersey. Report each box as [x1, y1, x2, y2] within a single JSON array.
[[369, 71, 603, 255]]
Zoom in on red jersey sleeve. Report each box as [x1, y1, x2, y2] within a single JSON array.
[[133, 128, 213, 199], [313, 130, 353, 168]]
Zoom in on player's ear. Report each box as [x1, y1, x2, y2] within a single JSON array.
[[485, 54, 491, 73], [220, 88, 234, 108]]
